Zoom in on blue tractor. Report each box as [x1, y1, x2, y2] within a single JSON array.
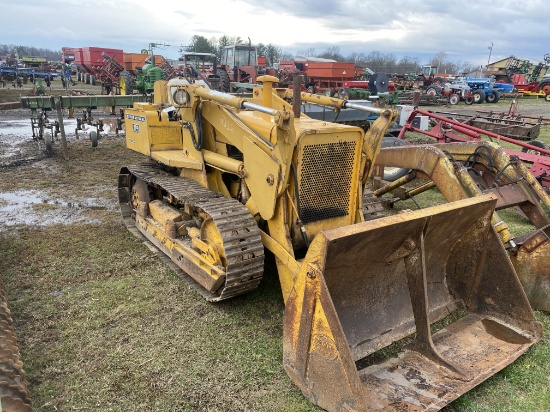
[[460, 77, 501, 104]]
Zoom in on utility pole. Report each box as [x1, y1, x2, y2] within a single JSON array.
[[487, 42, 494, 68]]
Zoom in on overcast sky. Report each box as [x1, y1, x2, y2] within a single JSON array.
[[2, 0, 548, 66]]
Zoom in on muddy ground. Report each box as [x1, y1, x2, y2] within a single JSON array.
[[0, 84, 549, 411], [0, 107, 139, 229]]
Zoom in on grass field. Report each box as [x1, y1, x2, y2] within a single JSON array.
[[0, 88, 549, 411]]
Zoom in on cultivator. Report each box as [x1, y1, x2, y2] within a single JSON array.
[[0, 283, 31, 411], [98, 52, 126, 94], [21, 94, 148, 150], [430, 109, 543, 141]]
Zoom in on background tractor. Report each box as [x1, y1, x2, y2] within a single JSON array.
[[178, 52, 221, 91], [118, 43, 173, 95], [118, 63, 164, 95], [217, 40, 266, 92]]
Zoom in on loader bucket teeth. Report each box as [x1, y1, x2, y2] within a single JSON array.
[[510, 225, 550, 312], [283, 196, 542, 412]]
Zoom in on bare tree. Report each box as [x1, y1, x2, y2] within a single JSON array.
[[296, 47, 317, 58], [279, 51, 294, 61], [454, 61, 478, 75], [396, 56, 421, 75], [346, 52, 371, 73], [429, 51, 448, 69], [362, 51, 397, 73], [317, 46, 344, 61]]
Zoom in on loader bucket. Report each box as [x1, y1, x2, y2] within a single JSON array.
[[375, 142, 550, 312], [510, 225, 550, 312], [283, 195, 542, 412]]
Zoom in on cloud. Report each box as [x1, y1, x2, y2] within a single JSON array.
[[0, 0, 547, 66]]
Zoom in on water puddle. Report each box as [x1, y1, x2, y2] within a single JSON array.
[[0, 190, 117, 228], [0, 117, 120, 161]]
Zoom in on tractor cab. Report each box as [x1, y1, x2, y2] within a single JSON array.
[[179, 52, 220, 90], [221, 44, 258, 69], [218, 44, 263, 88]]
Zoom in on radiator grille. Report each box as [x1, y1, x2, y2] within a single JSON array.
[[299, 141, 357, 224]]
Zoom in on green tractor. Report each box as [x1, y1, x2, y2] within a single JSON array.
[[119, 43, 169, 95], [118, 64, 164, 95]]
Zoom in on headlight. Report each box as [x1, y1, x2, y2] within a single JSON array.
[[173, 88, 190, 106]]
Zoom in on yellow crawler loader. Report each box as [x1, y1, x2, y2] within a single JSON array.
[[119, 76, 542, 411]]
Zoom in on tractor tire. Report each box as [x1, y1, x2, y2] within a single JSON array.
[[380, 136, 410, 181], [539, 81, 550, 95], [218, 68, 230, 93], [90, 75, 96, 86], [433, 76, 445, 85], [485, 89, 500, 103], [325, 88, 334, 97], [494, 75, 510, 83], [521, 140, 549, 154], [472, 89, 486, 104], [425, 85, 442, 97], [118, 71, 134, 95], [85, 73, 90, 84], [449, 94, 460, 105]]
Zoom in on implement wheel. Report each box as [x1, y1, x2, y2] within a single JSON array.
[[521, 140, 549, 155], [44, 131, 52, 154], [337, 87, 350, 100], [90, 130, 98, 148]]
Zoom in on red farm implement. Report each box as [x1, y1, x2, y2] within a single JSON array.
[[396, 109, 550, 191]]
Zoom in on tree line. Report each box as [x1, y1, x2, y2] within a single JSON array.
[[0, 44, 62, 61], [185, 35, 479, 75], [2, 38, 479, 76]]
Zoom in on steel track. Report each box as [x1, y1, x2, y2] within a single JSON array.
[[118, 163, 265, 302]]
